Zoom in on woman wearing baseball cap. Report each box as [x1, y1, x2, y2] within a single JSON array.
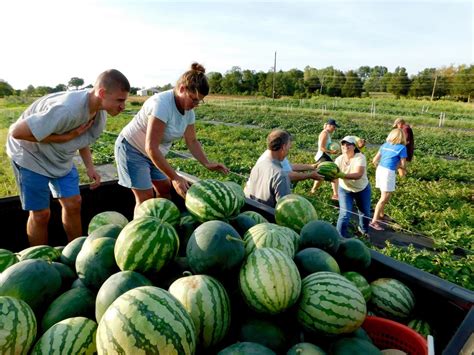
[[334, 136, 372, 237]]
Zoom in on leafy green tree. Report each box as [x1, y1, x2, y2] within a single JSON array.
[[256, 71, 269, 95], [53, 84, 67, 92], [0, 80, 14, 97], [319, 67, 345, 97], [68, 77, 84, 90], [452, 65, 474, 101], [25, 85, 35, 96], [303, 66, 321, 94], [35, 86, 53, 96], [341, 70, 363, 97], [409, 68, 436, 97], [241, 69, 258, 94], [387, 67, 411, 98], [221, 67, 243, 95], [357, 66, 371, 83], [207, 72, 223, 94], [363, 66, 388, 93]]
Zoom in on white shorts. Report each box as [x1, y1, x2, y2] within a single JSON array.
[[375, 166, 396, 192]]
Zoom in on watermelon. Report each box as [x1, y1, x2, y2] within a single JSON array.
[[18, 245, 61, 262], [217, 342, 276, 355], [0, 259, 62, 314], [186, 220, 245, 276], [114, 216, 179, 274], [185, 179, 241, 221], [96, 286, 196, 354], [229, 212, 258, 236], [342, 271, 372, 302], [316, 161, 344, 181], [287, 343, 326, 355], [0, 296, 37, 355], [169, 274, 231, 349], [75, 237, 119, 291], [275, 194, 318, 233], [87, 211, 128, 234], [370, 278, 415, 320], [51, 262, 76, 292], [241, 210, 268, 224], [223, 181, 246, 215], [335, 238, 371, 271], [40, 287, 96, 334], [95, 270, 152, 323], [60, 236, 87, 270], [134, 197, 181, 225], [238, 317, 287, 353], [329, 141, 341, 154], [239, 248, 301, 314], [31, 317, 97, 355], [243, 223, 296, 258], [329, 337, 381, 354], [296, 271, 367, 335], [0, 249, 18, 272], [86, 224, 122, 243], [407, 318, 432, 337], [294, 247, 340, 277], [299, 220, 341, 254]]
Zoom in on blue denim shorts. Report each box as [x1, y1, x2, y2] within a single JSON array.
[[11, 162, 80, 211], [114, 136, 167, 190]]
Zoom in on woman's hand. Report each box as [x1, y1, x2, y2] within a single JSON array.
[[171, 176, 191, 199], [205, 162, 230, 174]]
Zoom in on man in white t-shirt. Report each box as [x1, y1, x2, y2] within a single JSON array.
[[7, 70, 130, 246]]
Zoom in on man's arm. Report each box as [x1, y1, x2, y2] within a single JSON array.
[[79, 146, 101, 189], [10, 119, 95, 143]]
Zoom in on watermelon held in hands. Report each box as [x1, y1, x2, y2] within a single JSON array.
[[275, 194, 318, 233], [329, 141, 341, 154]]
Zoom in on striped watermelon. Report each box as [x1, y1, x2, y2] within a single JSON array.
[[287, 343, 326, 355], [0, 296, 37, 355], [134, 197, 181, 226], [96, 286, 196, 354], [342, 271, 372, 302], [18, 245, 61, 262], [185, 179, 241, 221], [0, 249, 18, 272], [296, 271, 367, 335], [241, 210, 268, 224], [31, 317, 97, 355], [223, 181, 246, 215], [407, 318, 432, 337], [60, 237, 87, 270], [114, 216, 179, 274], [370, 278, 415, 320], [218, 342, 276, 354], [88, 211, 128, 234], [239, 248, 301, 314], [95, 271, 152, 323], [169, 275, 231, 349], [274, 194, 318, 233], [243, 223, 296, 258]]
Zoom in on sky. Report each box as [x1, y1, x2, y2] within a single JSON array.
[[0, 0, 472, 90]]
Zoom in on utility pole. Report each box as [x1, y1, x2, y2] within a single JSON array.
[[430, 74, 438, 101], [272, 51, 277, 101]]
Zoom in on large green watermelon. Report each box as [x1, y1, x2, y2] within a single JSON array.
[[370, 278, 415, 320], [239, 248, 301, 314], [185, 179, 242, 221], [186, 220, 245, 276], [0, 249, 18, 272], [96, 286, 196, 354], [0, 296, 37, 355], [169, 274, 231, 349], [18, 245, 61, 262], [60, 237, 87, 270], [114, 216, 179, 274], [87, 211, 128, 234], [134, 197, 181, 225], [31, 317, 97, 355], [297, 271, 367, 335], [294, 247, 340, 277], [299, 220, 341, 255], [217, 341, 276, 354], [243, 223, 296, 258], [335, 238, 371, 271], [275, 194, 318, 233]]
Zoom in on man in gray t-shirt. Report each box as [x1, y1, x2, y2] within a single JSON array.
[[6, 69, 130, 246], [244, 129, 322, 208]]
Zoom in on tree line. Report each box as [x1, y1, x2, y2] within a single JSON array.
[[1, 64, 472, 101]]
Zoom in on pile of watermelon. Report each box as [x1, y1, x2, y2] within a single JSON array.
[[0, 179, 429, 354]]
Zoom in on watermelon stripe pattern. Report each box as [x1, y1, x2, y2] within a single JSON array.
[[370, 278, 415, 319], [114, 217, 179, 273], [18, 245, 61, 262], [408, 319, 431, 337], [0, 296, 37, 355], [243, 223, 296, 258], [96, 286, 196, 355], [0, 249, 18, 272], [275, 194, 318, 233], [134, 198, 181, 226], [239, 248, 301, 314], [88, 211, 128, 235], [31, 317, 97, 355], [185, 179, 241, 221], [169, 275, 231, 348], [297, 272, 367, 335]]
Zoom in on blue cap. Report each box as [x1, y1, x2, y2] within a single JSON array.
[[327, 118, 339, 127]]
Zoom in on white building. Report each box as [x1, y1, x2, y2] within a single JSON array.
[[137, 87, 160, 96]]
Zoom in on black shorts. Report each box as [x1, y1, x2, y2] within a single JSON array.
[[316, 152, 333, 164]]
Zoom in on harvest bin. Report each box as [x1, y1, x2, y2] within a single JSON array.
[[0, 173, 472, 354]]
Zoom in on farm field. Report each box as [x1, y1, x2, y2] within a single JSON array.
[[0, 95, 473, 290]]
